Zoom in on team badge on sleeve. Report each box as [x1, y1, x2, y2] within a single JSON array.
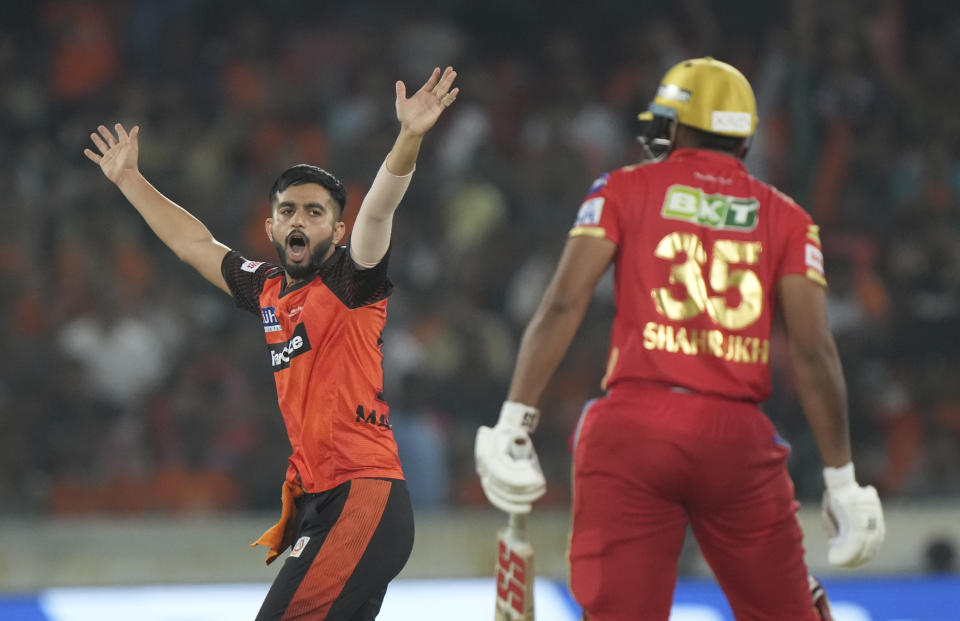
[[805, 244, 824, 273], [586, 173, 609, 195], [573, 197, 605, 228], [805, 243, 827, 286], [261, 306, 282, 333]]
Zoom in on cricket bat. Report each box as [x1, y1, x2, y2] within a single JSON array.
[[494, 513, 535, 621]]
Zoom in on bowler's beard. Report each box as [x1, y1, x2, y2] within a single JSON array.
[[273, 231, 335, 281]]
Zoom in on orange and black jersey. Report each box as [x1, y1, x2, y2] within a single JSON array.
[[222, 246, 404, 493]]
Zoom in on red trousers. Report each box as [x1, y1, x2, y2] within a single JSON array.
[[569, 382, 819, 621]]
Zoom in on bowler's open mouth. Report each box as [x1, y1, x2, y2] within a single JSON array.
[[286, 232, 308, 262]]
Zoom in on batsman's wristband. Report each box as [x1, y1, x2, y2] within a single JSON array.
[[823, 462, 856, 490], [499, 401, 540, 434]]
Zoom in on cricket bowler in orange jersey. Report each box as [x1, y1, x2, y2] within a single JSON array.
[[475, 58, 884, 621], [85, 66, 459, 621]]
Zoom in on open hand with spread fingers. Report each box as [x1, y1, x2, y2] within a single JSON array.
[[395, 66, 459, 136], [83, 123, 141, 187]]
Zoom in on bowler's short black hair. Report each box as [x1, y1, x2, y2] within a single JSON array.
[[269, 164, 347, 218]]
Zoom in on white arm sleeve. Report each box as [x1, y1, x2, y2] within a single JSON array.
[[349, 160, 413, 268]]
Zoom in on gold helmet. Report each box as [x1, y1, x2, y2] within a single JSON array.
[[637, 57, 757, 158]]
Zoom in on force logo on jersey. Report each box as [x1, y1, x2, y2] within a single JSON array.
[[268, 323, 312, 371], [261, 306, 282, 333], [661, 184, 759, 231], [574, 197, 605, 227]]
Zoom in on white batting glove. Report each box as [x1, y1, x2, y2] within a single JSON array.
[[821, 463, 885, 567], [475, 402, 546, 514]]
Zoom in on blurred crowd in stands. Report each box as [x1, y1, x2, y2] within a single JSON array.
[[1, 0, 959, 515]]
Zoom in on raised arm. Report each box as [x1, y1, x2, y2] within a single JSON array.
[[349, 67, 459, 268], [83, 123, 231, 293]]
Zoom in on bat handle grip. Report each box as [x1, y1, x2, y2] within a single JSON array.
[[508, 513, 527, 537]]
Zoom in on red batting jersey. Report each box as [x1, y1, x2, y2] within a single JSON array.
[[222, 246, 404, 493], [571, 148, 826, 403]]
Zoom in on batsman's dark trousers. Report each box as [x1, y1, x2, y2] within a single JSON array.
[[256, 478, 413, 621]]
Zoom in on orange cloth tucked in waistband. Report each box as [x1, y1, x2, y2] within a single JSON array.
[[251, 479, 303, 565]]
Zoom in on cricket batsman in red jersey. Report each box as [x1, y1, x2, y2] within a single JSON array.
[[84, 67, 459, 621], [475, 58, 885, 620]]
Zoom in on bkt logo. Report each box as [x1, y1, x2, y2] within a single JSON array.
[[661, 183, 760, 231], [261, 306, 282, 333], [268, 323, 311, 371]]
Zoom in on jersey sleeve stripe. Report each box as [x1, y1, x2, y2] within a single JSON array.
[[806, 268, 828, 287], [569, 226, 609, 239]]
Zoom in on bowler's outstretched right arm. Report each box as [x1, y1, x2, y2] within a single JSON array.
[[84, 123, 231, 293]]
